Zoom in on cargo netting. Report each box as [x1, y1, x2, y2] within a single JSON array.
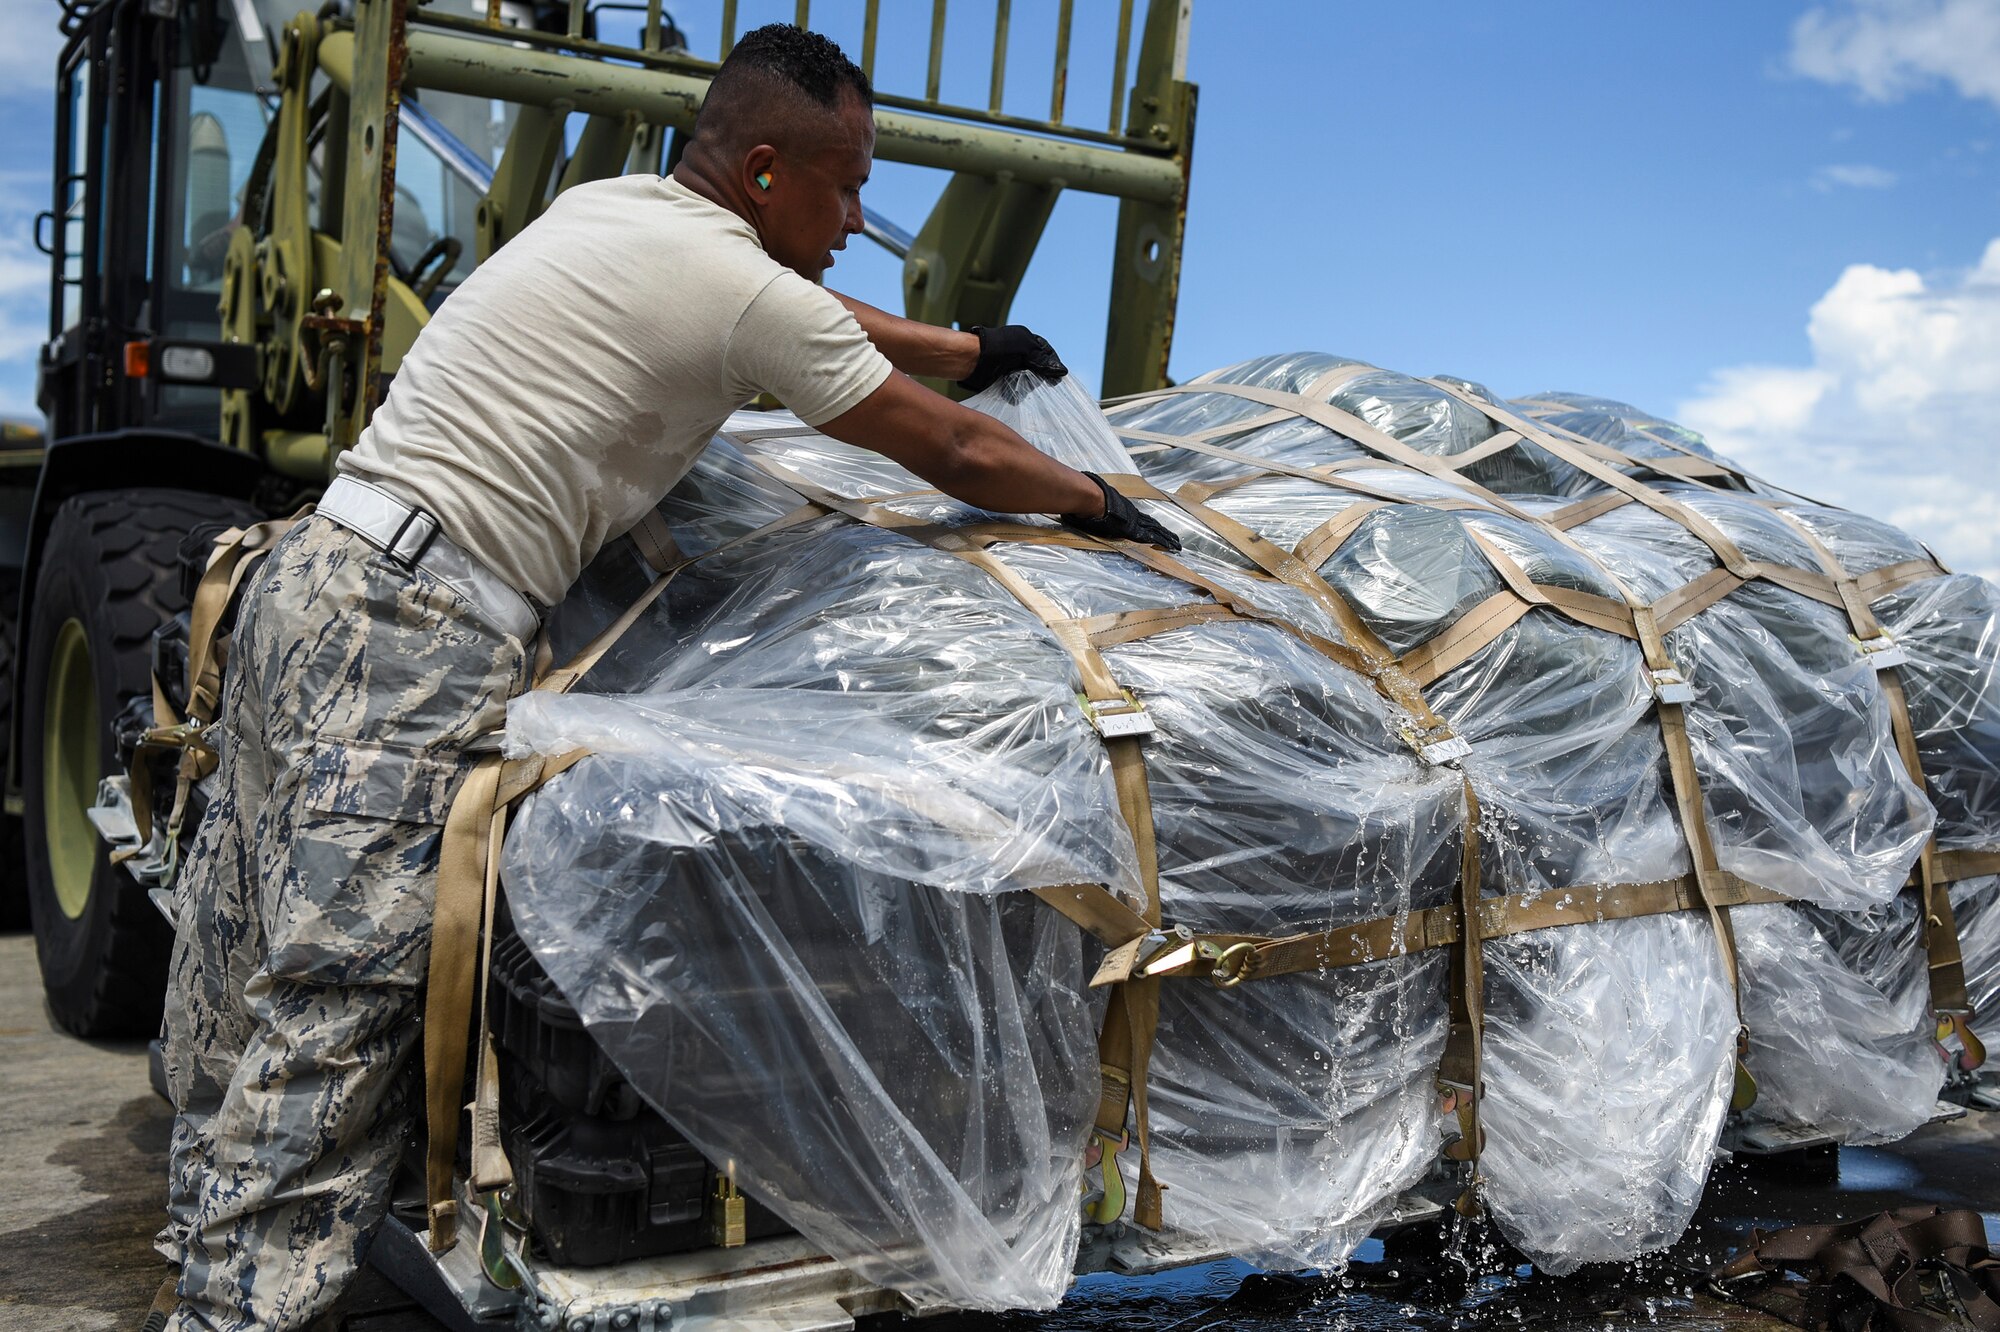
[[496, 358, 2000, 1308]]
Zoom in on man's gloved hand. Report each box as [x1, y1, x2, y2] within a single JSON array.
[[1063, 472, 1183, 551], [958, 324, 1069, 394]]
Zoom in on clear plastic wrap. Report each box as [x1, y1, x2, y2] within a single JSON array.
[[504, 376, 1466, 1302], [1736, 899, 1945, 1144], [1110, 371, 1744, 1271], [501, 359, 2000, 1304], [502, 690, 1110, 1309], [1558, 500, 1932, 909], [1513, 390, 1733, 476], [1953, 877, 2000, 1026]]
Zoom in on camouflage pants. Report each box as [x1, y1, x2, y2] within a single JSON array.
[[157, 516, 531, 1332]]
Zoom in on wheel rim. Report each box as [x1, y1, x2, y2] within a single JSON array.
[[44, 617, 100, 920]]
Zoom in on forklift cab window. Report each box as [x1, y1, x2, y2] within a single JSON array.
[[56, 60, 90, 334], [153, 33, 264, 433]]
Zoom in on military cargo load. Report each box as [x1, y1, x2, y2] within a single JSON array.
[[485, 364, 2000, 1309]]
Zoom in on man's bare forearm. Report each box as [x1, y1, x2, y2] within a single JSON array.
[[832, 292, 979, 381], [816, 370, 1105, 517]]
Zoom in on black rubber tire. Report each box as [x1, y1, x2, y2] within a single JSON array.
[[23, 488, 260, 1037]]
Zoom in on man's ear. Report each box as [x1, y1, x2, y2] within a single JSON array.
[[743, 144, 779, 204]]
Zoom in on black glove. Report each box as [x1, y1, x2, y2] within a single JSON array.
[[958, 324, 1068, 394], [1063, 472, 1182, 551]]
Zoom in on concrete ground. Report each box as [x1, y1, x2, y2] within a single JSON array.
[[4, 927, 1996, 1332], [0, 932, 433, 1332]]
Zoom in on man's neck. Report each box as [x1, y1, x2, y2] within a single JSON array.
[[670, 159, 757, 233]]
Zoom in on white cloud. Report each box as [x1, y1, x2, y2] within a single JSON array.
[[1677, 238, 2000, 582], [0, 0, 66, 99], [0, 235, 47, 362], [1812, 162, 1899, 189], [0, 158, 48, 417], [1791, 0, 2000, 109]]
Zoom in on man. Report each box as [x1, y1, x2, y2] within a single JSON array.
[[150, 22, 1176, 1332]]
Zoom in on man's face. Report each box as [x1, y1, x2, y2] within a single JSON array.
[[758, 92, 873, 282]]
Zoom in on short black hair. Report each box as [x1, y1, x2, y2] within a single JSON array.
[[697, 24, 872, 142]]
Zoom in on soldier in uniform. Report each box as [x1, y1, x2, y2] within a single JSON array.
[[148, 22, 1177, 1332]]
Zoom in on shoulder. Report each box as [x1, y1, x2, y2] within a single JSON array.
[[738, 268, 853, 330]]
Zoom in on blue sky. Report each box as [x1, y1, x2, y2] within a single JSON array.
[[1, 0, 1995, 573]]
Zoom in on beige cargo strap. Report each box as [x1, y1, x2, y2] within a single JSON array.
[[1113, 382, 1907, 1106], [425, 755, 501, 1251], [1108, 386, 1993, 1123], [1423, 379, 1861, 612], [1139, 870, 1792, 988], [1509, 396, 1835, 511], [1438, 779, 1488, 1209]]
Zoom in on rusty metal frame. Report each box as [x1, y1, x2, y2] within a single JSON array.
[[254, 0, 1195, 474]]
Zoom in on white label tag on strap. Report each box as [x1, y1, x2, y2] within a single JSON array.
[[1854, 634, 1909, 670], [1649, 665, 1696, 705], [1079, 690, 1157, 739]]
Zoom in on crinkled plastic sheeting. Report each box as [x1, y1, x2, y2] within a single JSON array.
[[1113, 358, 1955, 1264], [506, 359, 1999, 1301], [1500, 403, 1955, 1147], [1955, 878, 2000, 1024], [506, 375, 1463, 1306], [1114, 362, 1744, 1272]]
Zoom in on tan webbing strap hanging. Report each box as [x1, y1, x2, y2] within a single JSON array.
[[182, 513, 309, 726], [1633, 597, 1755, 1099], [467, 789, 515, 1194], [1438, 778, 1488, 1213], [425, 754, 503, 1252]]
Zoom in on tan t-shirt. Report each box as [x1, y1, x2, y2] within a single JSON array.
[[339, 174, 892, 606]]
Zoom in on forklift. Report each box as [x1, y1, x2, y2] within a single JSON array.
[[14, 1, 1196, 1323]]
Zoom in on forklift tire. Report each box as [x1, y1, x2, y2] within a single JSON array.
[[23, 488, 259, 1037]]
